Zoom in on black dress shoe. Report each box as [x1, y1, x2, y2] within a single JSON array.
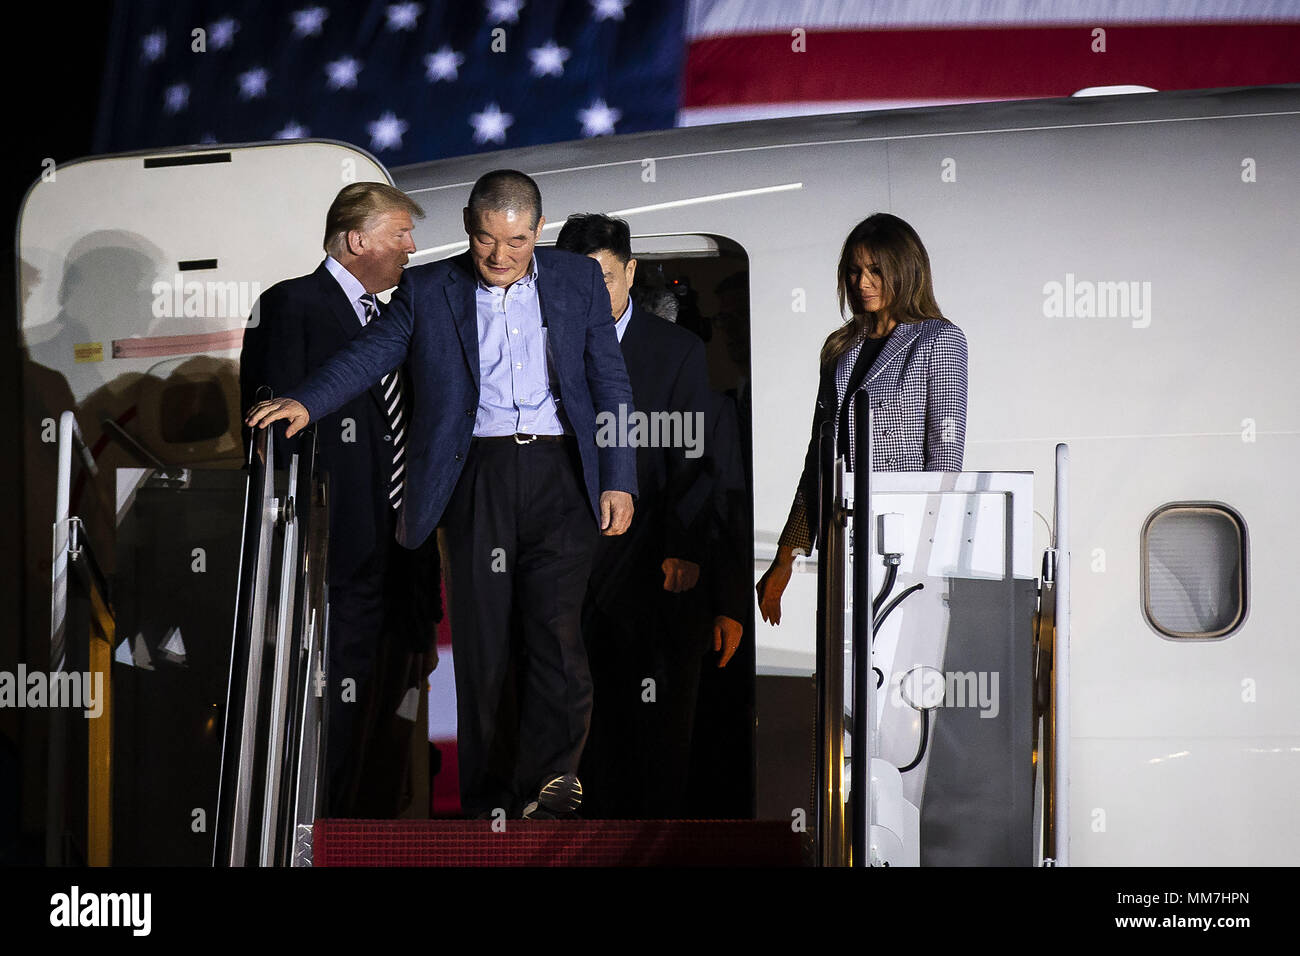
[[522, 773, 583, 820]]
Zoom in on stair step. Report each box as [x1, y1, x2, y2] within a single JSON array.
[[313, 819, 804, 867]]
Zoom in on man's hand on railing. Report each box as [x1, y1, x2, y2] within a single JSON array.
[[246, 398, 312, 438]]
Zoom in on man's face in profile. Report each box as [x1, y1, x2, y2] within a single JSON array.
[[464, 206, 544, 288], [589, 249, 636, 321], [355, 208, 416, 292]]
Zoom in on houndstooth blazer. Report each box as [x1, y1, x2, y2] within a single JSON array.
[[779, 318, 968, 553]]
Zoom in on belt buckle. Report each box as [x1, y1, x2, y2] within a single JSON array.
[[514, 432, 537, 445]]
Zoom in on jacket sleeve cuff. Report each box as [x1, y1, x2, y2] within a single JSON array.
[[777, 488, 814, 554]]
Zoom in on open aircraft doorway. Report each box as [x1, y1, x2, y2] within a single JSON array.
[[626, 233, 754, 819]]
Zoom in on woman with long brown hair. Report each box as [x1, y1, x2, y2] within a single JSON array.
[[757, 213, 968, 624]]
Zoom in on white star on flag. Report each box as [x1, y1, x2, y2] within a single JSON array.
[[591, 0, 628, 22], [141, 30, 165, 63], [487, 0, 524, 25], [163, 83, 190, 114], [275, 121, 310, 139], [325, 57, 361, 90], [385, 2, 422, 31], [209, 18, 239, 49], [291, 6, 329, 38], [425, 46, 464, 82], [238, 68, 269, 100], [577, 98, 620, 136], [368, 111, 410, 151], [529, 41, 570, 78], [470, 103, 513, 144]]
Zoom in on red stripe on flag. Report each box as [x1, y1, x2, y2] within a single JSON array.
[[683, 24, 1300, 107]]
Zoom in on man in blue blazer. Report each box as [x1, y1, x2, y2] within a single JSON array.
[[240, 181, 440, 817], [247, 170, 637, 820]]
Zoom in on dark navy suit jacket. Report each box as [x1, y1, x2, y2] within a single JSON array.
[[287, 247, 638, 549], [587, 307, 710, 612], [239, 261, 397, 582]]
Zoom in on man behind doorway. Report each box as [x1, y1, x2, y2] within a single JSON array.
[[557, 213, 741, 818]]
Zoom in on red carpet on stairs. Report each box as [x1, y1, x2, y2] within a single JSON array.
[[313, 819, 804, 866]]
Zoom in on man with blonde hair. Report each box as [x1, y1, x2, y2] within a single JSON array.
[[240, 181, 440, 817]]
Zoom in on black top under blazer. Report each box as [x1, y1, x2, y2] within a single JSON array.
[[780, 317, 969, 553]]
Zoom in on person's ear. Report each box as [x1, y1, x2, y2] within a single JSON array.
[[625, 257, 637, 287], [462, 207, 472, 237], [347, 228, 365, 256], [534, 215, 546, 238]]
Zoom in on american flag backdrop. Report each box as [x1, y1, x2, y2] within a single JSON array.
[[96, 0, 1300, 166], [96, 0, 688, 165]]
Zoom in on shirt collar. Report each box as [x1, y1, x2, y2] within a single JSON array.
[[324, 255, 368, 307], [476, 255, 539, 293], [614, 298, 633, 343]]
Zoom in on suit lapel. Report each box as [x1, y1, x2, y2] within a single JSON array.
[[536, 253, 581, 407], [444, 253, 481, 391], [315, 263, 389, 415], [864, 321, 923, 385], [316, 262, 364, 343], [617, 307, 643, 381], [537, 255, 570, 359]]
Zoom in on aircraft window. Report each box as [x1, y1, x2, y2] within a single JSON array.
[[1141, 503, 1247, 640]]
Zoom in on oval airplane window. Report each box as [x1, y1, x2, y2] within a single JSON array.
[[1141, 503, 1248, 640]]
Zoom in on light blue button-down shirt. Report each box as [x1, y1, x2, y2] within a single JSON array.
[[473, 256, 565, 436], [323, 255, 369, 326], [613, 299, 632, 343]]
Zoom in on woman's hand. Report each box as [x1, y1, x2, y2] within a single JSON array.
[[757, 544, 799, 626]]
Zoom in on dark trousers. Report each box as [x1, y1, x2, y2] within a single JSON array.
[[326, 509, 438, 817], [438, 437, 598, 817], [581, 586, 710, 819], [326, 532, 394, 813]]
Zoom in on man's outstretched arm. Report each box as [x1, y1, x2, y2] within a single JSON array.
[[245, 270, 419, 435]]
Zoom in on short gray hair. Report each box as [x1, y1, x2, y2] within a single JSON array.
[[466, 169, 542, 229]]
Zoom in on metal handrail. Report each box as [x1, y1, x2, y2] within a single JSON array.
[[260, 451, 301, 865], [47, 410, 115, 866], [850, 394, 874, 867], [215, 423, 328, 866], [1051, 443, 1071, 866], [215, 427, 278, 865], [814, 422, 848, 866], [51, 411, 97, 670], [289, 470, 330, 866]]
